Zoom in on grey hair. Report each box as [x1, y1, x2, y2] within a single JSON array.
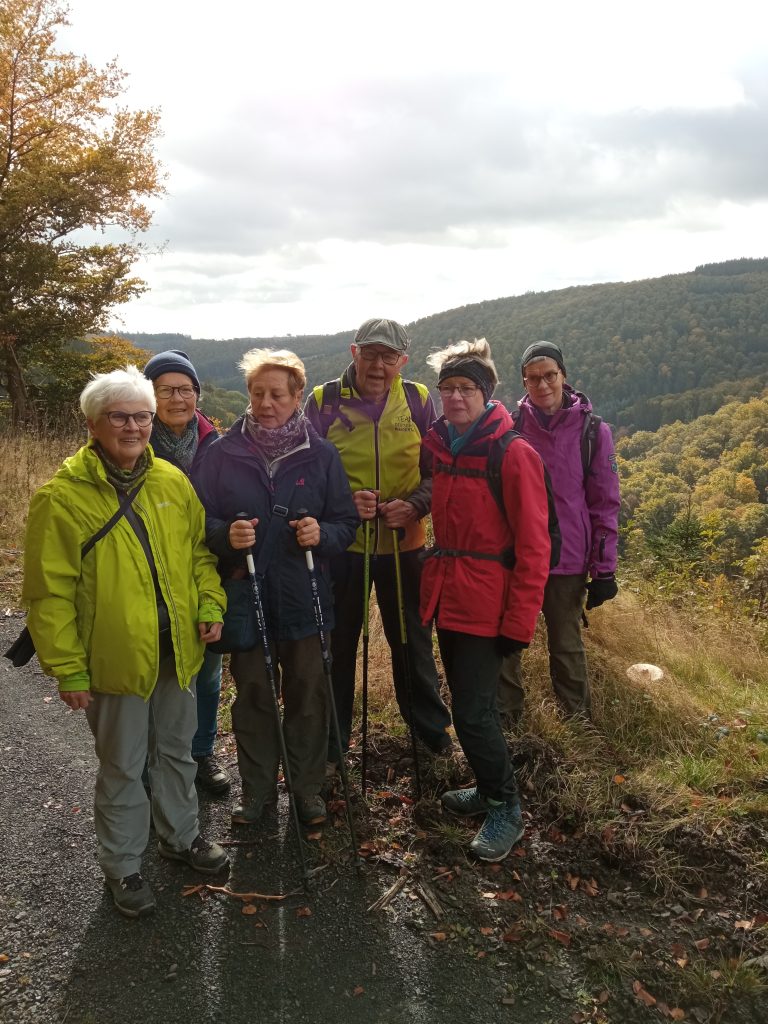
[[80, 364, 156, 421], [239, 348, 307, 394], [426, 337, 499, 387]]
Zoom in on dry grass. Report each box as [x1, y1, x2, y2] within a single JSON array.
[[0, 428, 82, 602]]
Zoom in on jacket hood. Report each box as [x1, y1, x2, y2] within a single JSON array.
[[56, 440, 156, 486], [517, 383, 593, 420], [424, 400, 514, 458]]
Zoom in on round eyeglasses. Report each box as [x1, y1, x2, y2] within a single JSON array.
[[104, 411, 155, 427], [523, 370, 561, 388], [155, 384, 196, 399]]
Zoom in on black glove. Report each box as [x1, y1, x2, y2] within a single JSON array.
[[496, 636, 529, 658], [585, 574, 618, 610]]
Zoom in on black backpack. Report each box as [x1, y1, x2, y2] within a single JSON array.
[[486, 429, 562, 570]]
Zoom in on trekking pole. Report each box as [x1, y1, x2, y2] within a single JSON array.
[[236, 513, 311, 892], [361, 518, 371, 797], [391, 528, 423, 800], [296, 510, 363, 874]]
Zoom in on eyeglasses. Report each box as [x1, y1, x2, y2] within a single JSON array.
[[104, 411, 155, 427], [358, 347, 401, 366], [437, 385, 480, 399], [155, 384, 196, 399], [523, 370, 561, 388]]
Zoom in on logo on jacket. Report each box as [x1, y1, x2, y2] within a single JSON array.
[[394, 415, 414, 432], [609, 454, 618, 475], [296, 477, 305, 486]]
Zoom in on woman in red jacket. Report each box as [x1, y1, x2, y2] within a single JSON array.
[[421, 339, 551, 862]]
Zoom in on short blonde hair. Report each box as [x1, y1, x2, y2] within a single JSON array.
[[426, 338, 498, 387], [239, 348, 306, 394], [80, 364, 156, 420]]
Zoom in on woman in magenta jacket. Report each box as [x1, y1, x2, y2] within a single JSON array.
[[420, 338, 551, 862], [497, 341, 620, 723]]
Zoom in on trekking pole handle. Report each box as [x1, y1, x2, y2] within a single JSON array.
[[296, 508, 315, 572], [235, 511, 257, 575]]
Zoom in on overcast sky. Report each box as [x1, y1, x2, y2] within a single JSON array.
[[59, 0, 768, 339]]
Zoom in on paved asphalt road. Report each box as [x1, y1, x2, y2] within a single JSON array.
[[0, 617, 544, 1024]]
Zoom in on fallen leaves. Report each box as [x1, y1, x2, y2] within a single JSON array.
[[632, 980, 656, 1007], [549, 928, 572, 948]]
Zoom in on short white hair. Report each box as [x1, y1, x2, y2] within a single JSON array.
[[80, 365, 156, 420]]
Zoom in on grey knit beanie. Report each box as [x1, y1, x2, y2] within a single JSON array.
[[520, 341, 566, 378]]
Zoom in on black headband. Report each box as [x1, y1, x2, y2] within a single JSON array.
[[437, 358, 495, 402]]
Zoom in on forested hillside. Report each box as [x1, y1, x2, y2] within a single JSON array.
[[617, 391, 768, 593], [125, 257, 768, 434]]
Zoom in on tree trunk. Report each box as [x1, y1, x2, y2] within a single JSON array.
[[1, 337, 30, 426]]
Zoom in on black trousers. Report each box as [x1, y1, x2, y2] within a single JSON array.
[[328, 548, 451, 762], [437, 629, 519, 803]]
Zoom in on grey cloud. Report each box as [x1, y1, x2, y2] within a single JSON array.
[[149, 69, 768, 255]]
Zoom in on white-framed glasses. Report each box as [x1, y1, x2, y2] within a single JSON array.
[[104, 411, 155, 427], [523, 370, 560, 388], [437, 384, 479, 399]]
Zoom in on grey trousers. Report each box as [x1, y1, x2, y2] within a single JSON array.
[[498, 574, 591, 718], [230, 635, 329, 802], [85, 656, 199, 879]]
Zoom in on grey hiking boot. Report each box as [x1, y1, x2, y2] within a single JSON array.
[[105, 872, 156, 918], [440, 786, 487, 817], [470, 800, 524, 862], [157, 834, 229, 874], [194, 754, 231, 795], [295, 794, 327, 826]]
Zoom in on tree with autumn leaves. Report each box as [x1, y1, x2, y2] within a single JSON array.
[[0, 0, 164, 423]]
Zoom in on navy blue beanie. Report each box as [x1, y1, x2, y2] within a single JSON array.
[[143, 350, 200, 393]]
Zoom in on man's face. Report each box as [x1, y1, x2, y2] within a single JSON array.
[[351, 344, 408, 401]]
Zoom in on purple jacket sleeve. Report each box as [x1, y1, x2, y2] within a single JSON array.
[[585, 421, 620, 576]]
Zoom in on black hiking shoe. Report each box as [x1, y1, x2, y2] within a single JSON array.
[[105, 873, 156, 918], [157, 834, 229, 874], [194, 754, 231, 795]]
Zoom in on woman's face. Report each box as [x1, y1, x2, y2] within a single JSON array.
[[87, 400, 153, 469], [522, 356, 564, 415], [438, 375, 487, 435], [153, 372, 198, 435], [248, 368, 302, 429]]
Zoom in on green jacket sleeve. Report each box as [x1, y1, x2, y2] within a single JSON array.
[[22, 487, 92, 689], [184, 478, 226, 624]]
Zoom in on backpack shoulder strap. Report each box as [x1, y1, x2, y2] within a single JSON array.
[[316, 378, 355, 433], [581, 413, 602, 480], [401, 379, 431, 436], [486, 429, 520, 518]]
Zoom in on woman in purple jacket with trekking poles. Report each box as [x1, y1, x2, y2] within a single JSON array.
[[497, 341, 621, 723]]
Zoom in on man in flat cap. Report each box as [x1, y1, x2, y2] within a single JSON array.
[[306, 318, 452, 772]]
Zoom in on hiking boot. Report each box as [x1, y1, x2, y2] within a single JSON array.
[[295, 794, 327, 826], [157, 834, 229, 874], [470, 800, 524, 862], [231, 791, 277, 825], [440, 786, 488, 817], [105, 873, 156, 918], [194, 754, 231, 795]]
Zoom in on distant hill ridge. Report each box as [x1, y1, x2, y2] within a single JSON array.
[[120, 257, 768, 435]]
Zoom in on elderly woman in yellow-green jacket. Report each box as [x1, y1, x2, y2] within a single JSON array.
[[22, 365, 229, 919]]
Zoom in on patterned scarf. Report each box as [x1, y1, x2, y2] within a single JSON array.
[[150, 416, 199, 474], [243, 409, 308, 464], [94, 444, 150, 493]]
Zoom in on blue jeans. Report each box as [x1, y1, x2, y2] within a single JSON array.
[[191, 648, 223, 758]]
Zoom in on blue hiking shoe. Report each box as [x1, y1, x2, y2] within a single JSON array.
[[470, 800, 524, 862], [440, 786, 487, 817]]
